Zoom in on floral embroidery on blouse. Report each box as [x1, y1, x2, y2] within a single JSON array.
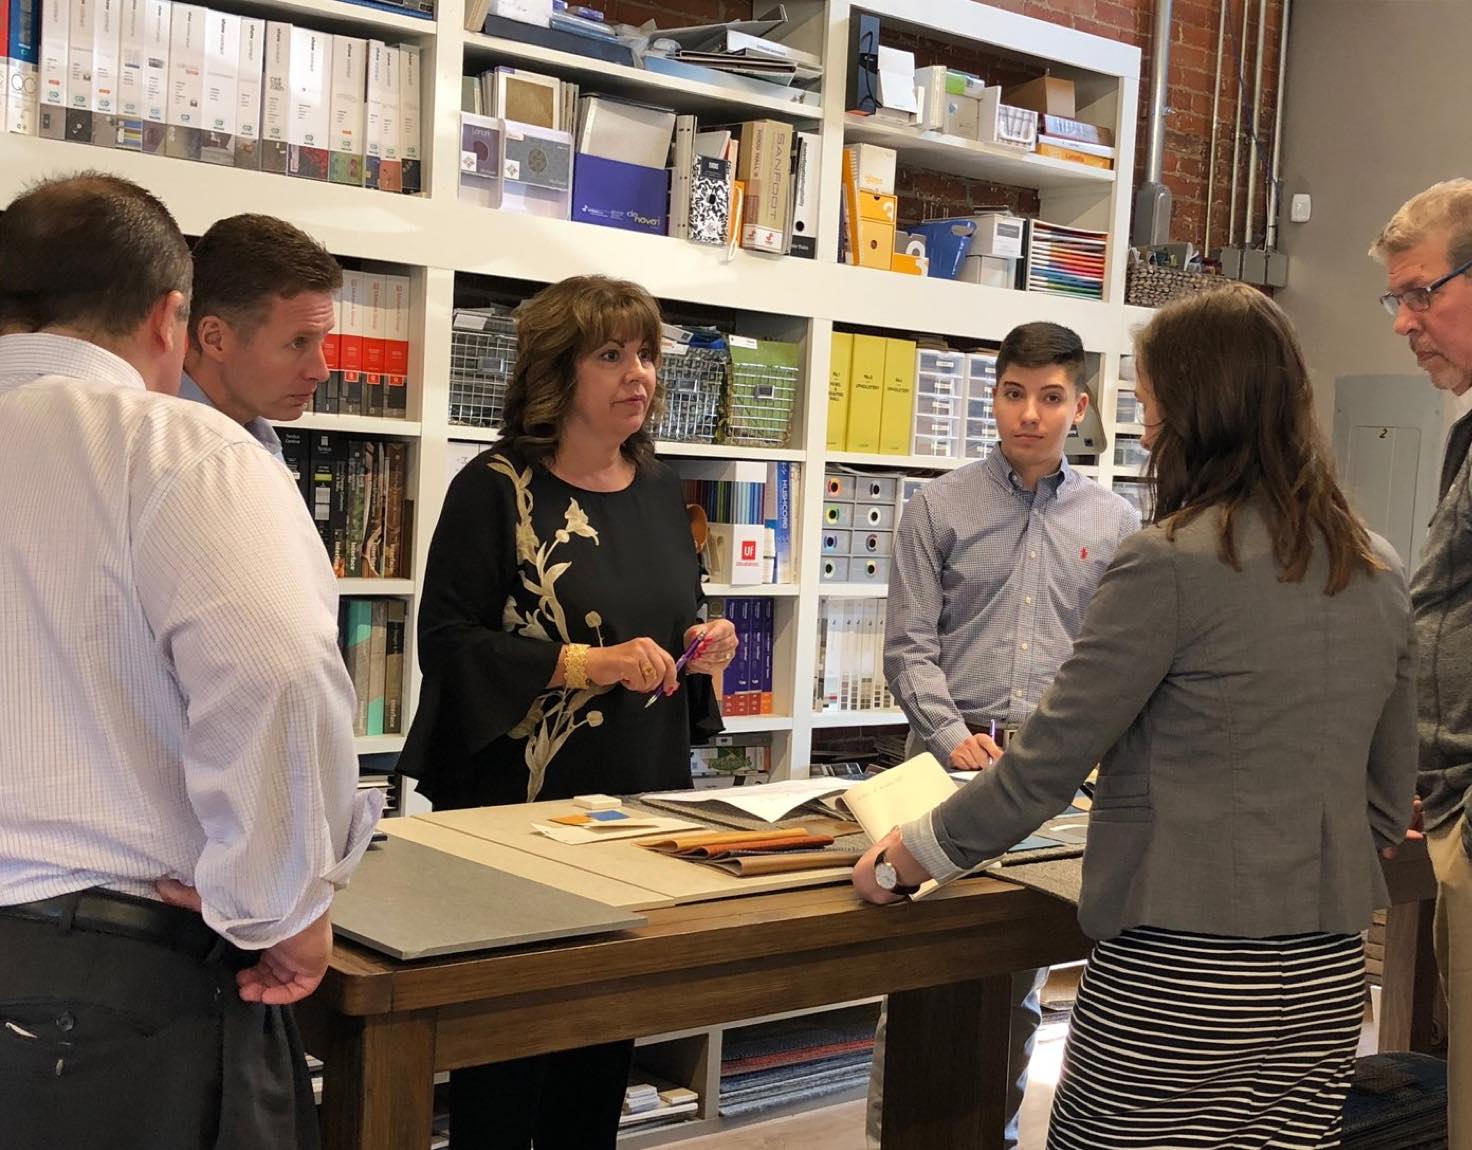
[[489, 456, 611, 801]]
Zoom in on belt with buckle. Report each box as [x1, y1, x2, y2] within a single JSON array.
[[0, 889, 224, 961]]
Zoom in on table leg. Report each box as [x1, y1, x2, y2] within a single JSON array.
[[319, 1009, 436, 1150], [1380, 897, 1443, 1054], [882, 974, 1013, 1150]]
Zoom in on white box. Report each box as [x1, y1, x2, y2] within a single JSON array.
[[91, 0, 119, 122], [397, 41, 420, 193], [976, 86, 1037, 150], [971, 212, 1025, 259], [959, 254, 1016, 289], [139, 0, 166, 145], [6, 0, 41, 135], [363, 38, 384, 188], [707, 523, 766, 585], [328, 33, 365, 186], [198, 9, 238, 164], [486, 0, 551, 27], [66, 0, 93, 145], [378, 42, 401, 192], [164, 3, 203, 159], [40, 0, 69, 123], [260, 20, 289, 172], [851, 142, 895, 196], [287, 25, 329, 179], [942, 93, 980, 139], [116, 0, 144, 119], [232, 15, 261, 167]]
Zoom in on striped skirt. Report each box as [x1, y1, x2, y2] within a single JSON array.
[[1047, 927, 1365, 1150]]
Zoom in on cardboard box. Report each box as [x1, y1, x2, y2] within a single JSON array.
[[942, 92, 980, 139], [971, 212, 1025, 259], [1004, 75, 1075, 118]]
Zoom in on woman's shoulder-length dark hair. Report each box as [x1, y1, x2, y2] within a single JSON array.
[[1137, 281, 1384, 595], [499, 274, 664, 470]]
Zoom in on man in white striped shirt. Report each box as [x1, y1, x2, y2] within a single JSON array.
[[0, 174, 378, 1149], [867, 323, 1139, 1150]]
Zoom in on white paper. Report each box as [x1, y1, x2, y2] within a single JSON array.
[[876, 46, 918, 114], [643, 777, 853, 824], [532, 815, 702, 846]]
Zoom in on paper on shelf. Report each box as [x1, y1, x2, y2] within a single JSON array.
[[643, 777, 854, 823]]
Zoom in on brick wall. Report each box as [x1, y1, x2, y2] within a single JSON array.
[[615, 0, 1286, 251]]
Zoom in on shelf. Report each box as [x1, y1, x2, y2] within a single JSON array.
[[1112, 460, 1147, 478], [827, 450, 971, 472], [809, 709, 908, 728], [338, 578, 414, 595], [829, 262, 1117, 347], [464, 32, 822, 124], [654, 441, 804, 462], [818, 583, 887, 598], [1122, 304, 1158, 332], [448, 425, 501, 443], [229, 0, 434, 38], [1114, 422, 1145, 437], [721, 715, 795, 734], [441, 433, 804, 462], [282, 413, 422, 437], [843, 117, 1115, 192], [702, 583, 801, 598], [354, 734, 406, 755]]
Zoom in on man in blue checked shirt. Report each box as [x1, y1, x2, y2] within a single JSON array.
[[866, 322, 1140, 1150]]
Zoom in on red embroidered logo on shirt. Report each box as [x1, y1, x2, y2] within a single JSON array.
[[1080, 547, 1089, 560]]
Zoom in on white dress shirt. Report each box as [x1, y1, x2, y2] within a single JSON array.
[[0, 333, 380, 949]]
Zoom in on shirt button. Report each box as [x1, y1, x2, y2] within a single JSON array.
[[1024, 595, 1034, 605], [55, 1011, 75, 1034], [1028, 550, 1037, 559], [1014, 689, 1023, 698], [1020, 642, 1030, 651]]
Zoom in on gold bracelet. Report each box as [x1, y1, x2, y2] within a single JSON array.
[[564, 643, 590, 690]]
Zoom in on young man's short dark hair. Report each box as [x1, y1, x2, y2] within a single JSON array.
[[995, 321, 1087, 389], [0, 172, 192, 336], [188, 214, 343, 347]]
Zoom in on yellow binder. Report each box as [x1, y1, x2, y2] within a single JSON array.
[[845, 334, 887, 453], [827, 332, 854, 451], [879, 337, 918, 455]]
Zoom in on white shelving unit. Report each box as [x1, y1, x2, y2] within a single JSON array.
[[0, 0, 1143, 792], [0, 0, 1148, 1138]]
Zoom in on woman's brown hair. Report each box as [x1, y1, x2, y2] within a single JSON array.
[[500, 275, 664, 469], [1136, 281, 1384, 594]]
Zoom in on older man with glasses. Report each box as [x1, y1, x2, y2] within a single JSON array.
[[1372, 179, 1472, 1150]]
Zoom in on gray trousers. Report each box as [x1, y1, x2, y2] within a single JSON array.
[[865, 965, 1050, 1150]]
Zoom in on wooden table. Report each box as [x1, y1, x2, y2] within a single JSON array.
[[297, 873, 1091, 1150], [298, 844, 1444, 1150]]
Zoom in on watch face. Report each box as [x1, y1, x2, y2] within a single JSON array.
[[875, 859, 899, 891]]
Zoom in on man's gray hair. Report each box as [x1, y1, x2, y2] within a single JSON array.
[[1370, 178, 1472, 269]]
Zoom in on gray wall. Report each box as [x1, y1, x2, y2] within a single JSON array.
[[1275, 0, 1472, 432]]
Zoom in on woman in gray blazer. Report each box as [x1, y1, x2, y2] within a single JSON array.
[[855, 282, 1418, 1150]]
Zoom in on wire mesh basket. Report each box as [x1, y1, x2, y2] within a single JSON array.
[[720, 339, 801, 448], [652, 335, 726, 444], [449, 308, 518, 429]]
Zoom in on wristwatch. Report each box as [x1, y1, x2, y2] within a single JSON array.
[[874, 849, 921, 897]]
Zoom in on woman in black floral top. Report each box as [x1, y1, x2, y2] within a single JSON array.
[[399, 275, 737, 1150]]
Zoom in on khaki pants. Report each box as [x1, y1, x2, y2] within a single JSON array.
[[1429, 814, 1472, 1150], [865, 966, 1048, 1150]]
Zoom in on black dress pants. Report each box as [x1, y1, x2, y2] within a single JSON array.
[[0, 907, 319, 1150], [448, 1040, 635, 1150]]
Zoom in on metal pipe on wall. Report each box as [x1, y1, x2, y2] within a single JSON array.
[[1143, 0, 1171, 184], [1204, 0, 1228, 253], [1265, 0, 1293, 250], [1244, 0, 1268, 246], [1227, 0, 1248, 247]]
